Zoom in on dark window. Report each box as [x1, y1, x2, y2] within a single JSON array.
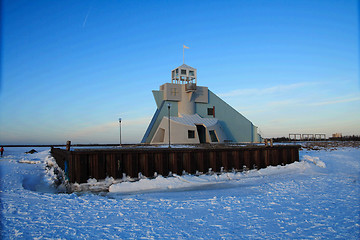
[[181, 69, 187, 75], [188, 130, 195, 138], [207, 107, 214, 116], [209, 130, 218, 142], [189, 70, 194, 76]]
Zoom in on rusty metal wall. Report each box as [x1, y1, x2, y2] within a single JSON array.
[[51, 146, 300, 184]]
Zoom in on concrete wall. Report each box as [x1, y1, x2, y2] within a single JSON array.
[[195, 90, 259, 143], [151, 119, 199, 144], [141, 96, 178, 143], [151, 118, 228, 144]]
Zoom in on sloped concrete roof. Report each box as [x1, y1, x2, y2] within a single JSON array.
[[178, 64, 196, 70], [168, 114, 218, 127]]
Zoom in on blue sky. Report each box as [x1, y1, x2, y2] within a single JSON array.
[[0, 0, 359, 144]]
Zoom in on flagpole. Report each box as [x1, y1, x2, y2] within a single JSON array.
[[183, 46, 185, 64], [183, 45, 189, 64]]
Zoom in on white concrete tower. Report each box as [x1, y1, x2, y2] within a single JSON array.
[[171, 64, 198, 116]]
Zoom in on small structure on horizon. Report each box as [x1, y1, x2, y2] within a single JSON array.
[[332, 133, 342, 138], [141, 63, 262, 144], [289, 133, 326, 141]]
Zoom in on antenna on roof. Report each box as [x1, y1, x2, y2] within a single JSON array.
[[183, 45, 189, 64]]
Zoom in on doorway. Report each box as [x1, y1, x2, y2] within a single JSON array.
[[196, 125, 206, 143]]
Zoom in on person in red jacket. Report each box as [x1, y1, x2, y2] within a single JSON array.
[[0, 147, 4, 157]]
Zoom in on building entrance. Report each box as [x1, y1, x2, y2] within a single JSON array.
[[196, 125, 206, 143]]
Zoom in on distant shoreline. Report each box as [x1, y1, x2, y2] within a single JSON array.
[[1, 140, 359, 148], [0, 144, 122, 148]]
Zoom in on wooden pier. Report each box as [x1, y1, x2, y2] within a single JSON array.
[[51, 144, 300, 184]]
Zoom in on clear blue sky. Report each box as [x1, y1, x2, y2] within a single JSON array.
[[0, 0, 359, 144]]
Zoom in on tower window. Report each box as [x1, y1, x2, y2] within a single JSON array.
[[189, 70, 194, 76], [188, 130, 195, 138], [207, 107, 214, 116], [171, 88, 178, 96], [181, 69, 187, 75]]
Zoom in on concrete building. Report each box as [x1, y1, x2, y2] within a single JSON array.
[[332, 133, 342, 138], [141, 64, 262, 144]]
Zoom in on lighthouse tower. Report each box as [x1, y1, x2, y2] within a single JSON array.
[[171, 64, 198, 116], [141, 64, 262, 144]]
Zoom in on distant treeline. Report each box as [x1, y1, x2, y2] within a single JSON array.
[[329, 135, 360, 141], [272, 135, 360, 142], [272, 137, 291, 142]]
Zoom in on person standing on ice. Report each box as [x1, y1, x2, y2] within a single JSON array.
[[0, 147, 4, 156]]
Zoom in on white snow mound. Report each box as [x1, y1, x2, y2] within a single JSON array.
[[19, 160, 41, 164], [302, 155, 326, 168], [109, 161, 309, 194]]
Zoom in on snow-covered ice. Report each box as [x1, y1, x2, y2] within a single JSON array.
[[0, 145, 359, 239]]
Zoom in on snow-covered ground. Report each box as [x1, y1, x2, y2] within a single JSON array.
[[0, 145, 359, 239]]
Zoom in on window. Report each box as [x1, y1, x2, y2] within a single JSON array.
[[207, 107, 214, 116], [188, 130, 195, 138], [171, 88, 178, 96], [189, 70, 194, 76], [209, 130, 218, 142], [181, 69, 187, 75]]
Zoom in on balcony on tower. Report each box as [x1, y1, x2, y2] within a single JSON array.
[[171, 64, 197, 90]]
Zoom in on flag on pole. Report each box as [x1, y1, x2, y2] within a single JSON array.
[[183, 45, 189, 64]]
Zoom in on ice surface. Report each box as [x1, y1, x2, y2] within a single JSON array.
[[0, 145, 359, 239]]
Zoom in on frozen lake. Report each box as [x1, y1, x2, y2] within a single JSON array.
[[0, 144, 359, 239]]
